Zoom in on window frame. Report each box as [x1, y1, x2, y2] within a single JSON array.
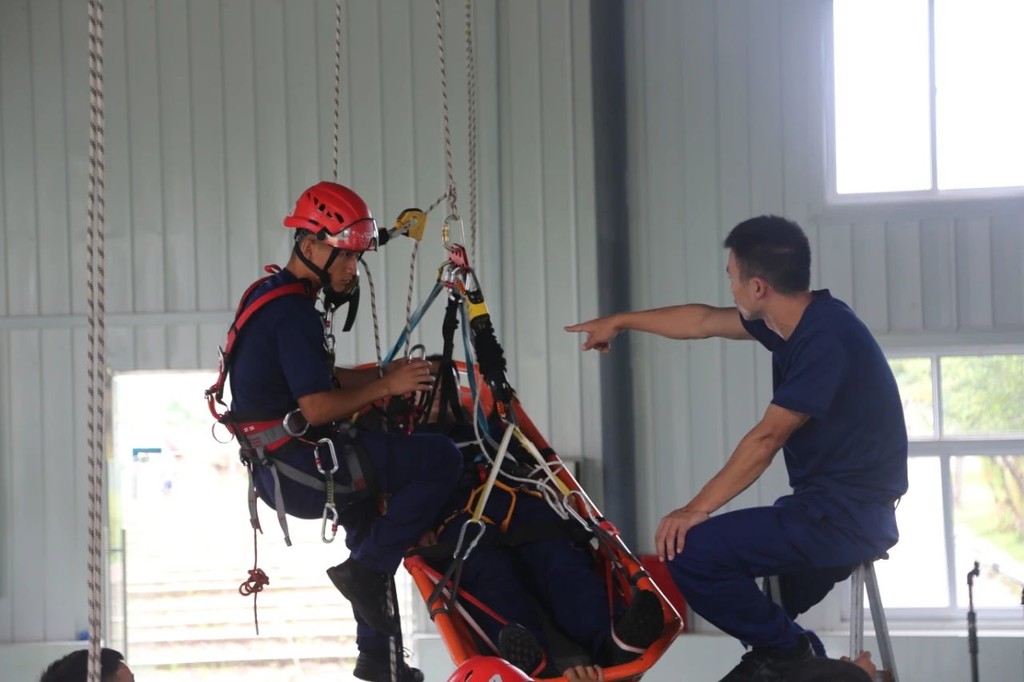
[[825, 0, 1024, 206], [878, 346, 1024, 625]]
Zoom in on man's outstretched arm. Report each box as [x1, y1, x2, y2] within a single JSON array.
[[565, 304, 752, 352]]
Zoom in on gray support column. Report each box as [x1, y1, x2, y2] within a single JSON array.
[[590, 0, 637, 547]]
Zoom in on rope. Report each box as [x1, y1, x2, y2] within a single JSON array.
[[464, 0, 479, 264], [402, 241, 420, 358], [397, 193, 446, 358], [238, 528, 270, 635], [332, 0, 342, 181], [85, 2, 107, 681], [362, 261, 385, 376], [434, 0, 459, 220]]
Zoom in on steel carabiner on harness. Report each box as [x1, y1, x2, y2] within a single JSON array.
[[315, 437, 341, 543], [321, 501, 340, 544], [282, 408, 310, 437], [314, 437, 340, 475]]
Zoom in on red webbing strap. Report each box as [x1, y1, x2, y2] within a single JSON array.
[[223, 281, 310, 357], [206, 276, 309, 420]]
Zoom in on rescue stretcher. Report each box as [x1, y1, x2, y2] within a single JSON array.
[[379, 239, 685, 681]]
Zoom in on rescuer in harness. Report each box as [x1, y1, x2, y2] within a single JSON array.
[[207, 181, 462, 682]]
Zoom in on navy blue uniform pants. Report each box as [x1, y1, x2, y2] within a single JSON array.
[[436, 491, 611, 662], [255, 430, 462, 655], [667, 498, 896, 653]]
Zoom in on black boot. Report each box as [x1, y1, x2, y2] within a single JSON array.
[[353, 650, 425, 682], [326, 558, 400, 636], [498, 623, 545, 676], [603, 589, 665, 666], [718, 635, 816, 682]]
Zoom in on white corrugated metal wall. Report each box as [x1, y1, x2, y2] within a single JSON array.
[[3, 0, 1024, 676], [0, 0, 600, 644], [625, 0, 1024, 639]]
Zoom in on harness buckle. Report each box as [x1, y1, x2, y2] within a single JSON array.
[[283, 409, 309, 437], [321, 502, 339, 543], [314, 437, 339, 475]]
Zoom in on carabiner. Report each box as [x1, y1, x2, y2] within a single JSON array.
[[321, 502, 339, 543], [453, 518, 487, 561], [282, 408, 309, 437], [314, 437, 340, 475], [441, 213, 465, 248]]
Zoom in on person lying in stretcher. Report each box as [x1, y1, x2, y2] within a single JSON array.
[[402, 358, 665, 678]]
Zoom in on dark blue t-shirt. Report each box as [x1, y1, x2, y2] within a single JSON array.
[[229, 269, 335, 418], [228, 270, 342, 518], [740, 290, 908, 516]]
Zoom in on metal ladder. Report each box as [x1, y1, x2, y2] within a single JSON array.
[[763, 558, 898, 682], [849, 559, 898, 682]]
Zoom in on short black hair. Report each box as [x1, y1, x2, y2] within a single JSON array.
[[39, 648, 125, 682], [723, 215, 811, 294]]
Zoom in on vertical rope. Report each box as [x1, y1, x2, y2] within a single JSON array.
[[402, 241, 420, 357], [362, 261, 385, 376], [464, 0, 479, 264], [399, 192, 445, 357], [332, 0, 342, 182], [435, 0, 459, 220], [85, 2, 107, 681]]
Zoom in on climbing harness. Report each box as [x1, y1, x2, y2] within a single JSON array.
[[205, 266, 374, 548]]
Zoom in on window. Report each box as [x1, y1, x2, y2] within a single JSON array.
[[830, 0, 1024, 196], [878, 352, 1024, 618]]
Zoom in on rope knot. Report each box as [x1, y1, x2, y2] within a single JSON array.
[[239, 568, 270, 596]]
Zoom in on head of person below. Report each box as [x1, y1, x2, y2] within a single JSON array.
[[566, 215, 908, 682], [40, 648, 134, 682]]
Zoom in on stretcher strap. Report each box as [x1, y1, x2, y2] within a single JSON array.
[[469, 425, 516, 522]]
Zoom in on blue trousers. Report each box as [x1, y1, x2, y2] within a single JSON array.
[[667, 497, 896, 652], [254, 430, 462, 655], [436, 491, 612, 661]]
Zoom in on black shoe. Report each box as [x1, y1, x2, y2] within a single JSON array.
[[604, 589, 665, 666], [498, 623, 545, 676], [353, 650, 424, 682], [718, 636, 816, 682], [616, 590, 664, 649], [326, 558, 400, 636]]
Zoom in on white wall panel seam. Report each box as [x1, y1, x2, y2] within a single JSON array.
[[155, 1, 170, 315], [537, 1, 552, 434], [0, 3, 8, 318], [58, 0, 74, 315], [0, 331, 11, 639], [28, 0, 42, 318], [187, 0, 201, 317]]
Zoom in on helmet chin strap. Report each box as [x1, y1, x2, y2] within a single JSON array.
[[293, 239, 341, 292], [293, 240, 359, 331]]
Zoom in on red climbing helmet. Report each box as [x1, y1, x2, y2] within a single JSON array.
[[447, 656, 532, 682], [283, 181, 378, 252]]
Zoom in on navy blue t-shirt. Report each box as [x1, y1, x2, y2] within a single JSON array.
[[740, 290, 908, 513], [229, 269, 335, 418]]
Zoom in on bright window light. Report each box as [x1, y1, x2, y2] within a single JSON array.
[[878, 353, 1024, 614], [833, 0, 931, 194], [934, 0, 1024, 190], [832, 0, 1024, 195]]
